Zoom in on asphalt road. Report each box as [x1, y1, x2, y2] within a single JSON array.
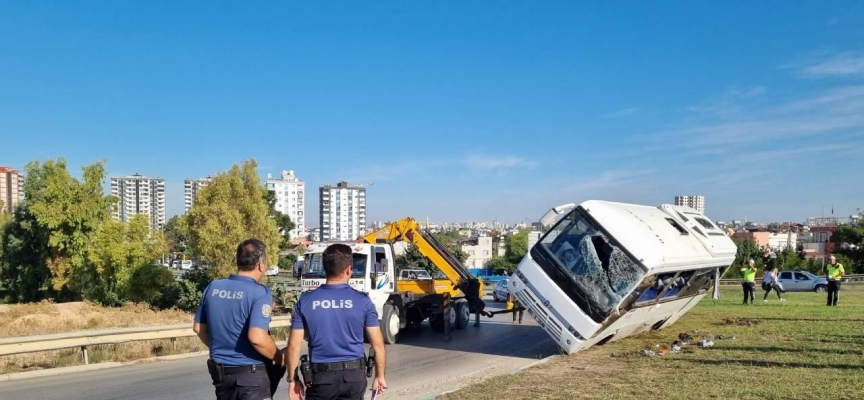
[[0, 297, 558, 400]]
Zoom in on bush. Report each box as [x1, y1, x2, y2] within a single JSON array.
[[128, 264, 176, 304]]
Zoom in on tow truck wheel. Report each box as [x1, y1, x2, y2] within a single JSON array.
[[455, 301, 470, 329], [382, 304, 400, 344]]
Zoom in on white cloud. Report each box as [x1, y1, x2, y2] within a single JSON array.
[[462, 154, 537, 170], [602, 107, 640, 118], [800, 52, 864, 78]]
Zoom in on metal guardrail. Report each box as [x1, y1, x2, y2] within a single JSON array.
[[0, 316, 291, 364], [718, 273, 864, 285]]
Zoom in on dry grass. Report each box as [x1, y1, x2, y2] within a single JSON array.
[[0, 300, 199, 374]]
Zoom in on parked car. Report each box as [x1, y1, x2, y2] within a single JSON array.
[[775, 270, 828, 292], [179, 260, 194, 271], [265, 265, 279, 276], [492, 279, 510, 302]]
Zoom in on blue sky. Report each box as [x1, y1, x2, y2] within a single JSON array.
[[1, 1, 863, 226]]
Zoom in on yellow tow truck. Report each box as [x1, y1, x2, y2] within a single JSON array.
[[300, 217, 490, 344]]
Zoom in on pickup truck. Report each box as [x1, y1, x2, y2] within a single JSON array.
[[775, 270, 828, 292]]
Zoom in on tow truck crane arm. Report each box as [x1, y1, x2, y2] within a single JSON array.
[[362, 217, 491, 318]]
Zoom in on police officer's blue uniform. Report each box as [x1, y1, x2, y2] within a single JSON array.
[[292, 283, 379, 400], [195, 274, 275, 400]]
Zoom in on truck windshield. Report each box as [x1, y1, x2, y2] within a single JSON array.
[[304, 253, 367, 278], [534, 208, 647, 322]]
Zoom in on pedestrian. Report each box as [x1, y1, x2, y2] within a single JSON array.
[[193, 238, 286, 400], [826, 255, 845, 306], [761, 266, 784, 302], [507, 291, 523, 324], [741, 259, 757, 304], [285, 243, 388, 400]]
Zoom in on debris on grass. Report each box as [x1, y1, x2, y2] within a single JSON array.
[[724, 317, 760, 326]]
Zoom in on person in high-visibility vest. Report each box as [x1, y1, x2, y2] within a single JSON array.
[[740, 259, 757, 304], [826, 255, 845, 306]]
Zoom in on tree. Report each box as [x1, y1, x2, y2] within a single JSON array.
[[266, 191, 296, 249], [88, 214, 167, 304], [163, 215, 189, 254], [504, 229, 530, 264], [393, 233, 468, 275], [831, 221, 864, 273], [17, 159, 115, 299], [186, 159, 282, 279], [727, 238, 763, 278], [0, 206, 53, 302], [485, 256, 515, 274]]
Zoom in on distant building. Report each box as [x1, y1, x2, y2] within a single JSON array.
[[461, 237, 493, 269], [110, 173, 166, 231], [732, 230, 798, 251], [183, 176, 212, 214], [319, 181, 366, 242], [674, 195, 705, 213], [0, 166, 23, 214], [266, 170, 306, 239]]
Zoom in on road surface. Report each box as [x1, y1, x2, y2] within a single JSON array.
[[0, 298, 558, 400]]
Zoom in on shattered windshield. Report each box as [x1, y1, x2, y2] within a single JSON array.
[[537, 209, 647, 321], [304, 253, 367, 278]]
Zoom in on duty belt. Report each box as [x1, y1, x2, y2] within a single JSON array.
[[310, 358, 366, 372], [222, 363, 266, 375]]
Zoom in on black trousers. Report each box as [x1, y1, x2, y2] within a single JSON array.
[[827, 280, 841, 306], [305, 368, 368, 400], [214, 367, 272, 400], [762, 282, 782, 300], [742, 282, 755, 304], [512, 301, 523, 322]]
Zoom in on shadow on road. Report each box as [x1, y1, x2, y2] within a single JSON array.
[[393, 302, 560, 360]]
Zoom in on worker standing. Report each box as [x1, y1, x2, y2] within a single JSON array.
[[741, 259, 757, 305], [826, 255, 845, 306], [286, 243, 388, 400], [193, 239, 285, 400], [507, 291, 523, 324]]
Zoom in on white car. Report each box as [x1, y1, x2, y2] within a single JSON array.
[[179, 260, 193, 270], [265, 266, 279, 276], [492, 279, 510, 302]]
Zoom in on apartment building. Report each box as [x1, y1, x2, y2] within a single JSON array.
[[110, 173, 166, 231], [184, 176, 212, 214], [461, 236, 493, 269], [674, 195, 706, 214], [319, 181, 366, 241], [0, 166, 23, 214], [266, 170, 306, 239]]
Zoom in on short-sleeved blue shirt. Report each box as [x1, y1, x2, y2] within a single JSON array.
[[291, 283, 379, 363], [194, 274, 273, 366]]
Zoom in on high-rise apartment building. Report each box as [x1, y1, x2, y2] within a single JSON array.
[[674, 195, 705, 214], [0, 166, 24, 214], [266, 170, 306, 239], [110, 173, 166, 231], [319, 181, 366, 242], [184, 176, 212, 214]]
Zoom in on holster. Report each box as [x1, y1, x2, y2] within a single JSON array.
[[206, 359, 224, 386], [299, 355, 313, 387], [365, 347, 375, 378]]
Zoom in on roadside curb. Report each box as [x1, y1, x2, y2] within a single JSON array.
[[0, 341, 288, 383], [422, 354, 559, 399]]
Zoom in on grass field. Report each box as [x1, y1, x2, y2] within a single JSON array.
[[440, 286, 864, 400]]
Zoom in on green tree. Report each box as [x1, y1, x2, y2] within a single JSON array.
[[486, 255, 516, 274], [831, 221, 864, 273], [88, 214, 167, 304], [163, 215, 189, 254], [726, 238, 763, 278], [393, 232, 468, 275], [18, 158, 115, 299], [0, 206, 53, 302], [504, 229, 530, 265], [186, 159, 282, 279], [266, 191, 296, 249]]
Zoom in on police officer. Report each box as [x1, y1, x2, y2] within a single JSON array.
[[286, 243, 388, 400], [826, 255, 845, 306], [740, 259, 757, 305], [193, 238, 285, 400]]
